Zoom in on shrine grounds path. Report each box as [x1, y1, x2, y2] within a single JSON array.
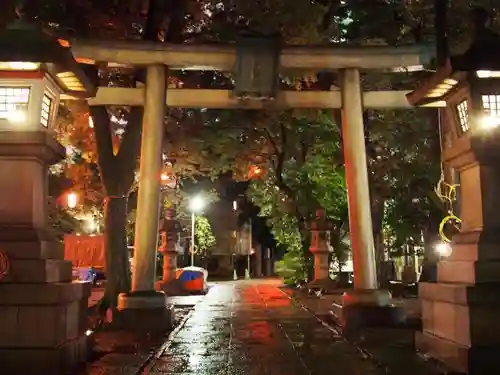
[[147, 279, 383, 375]]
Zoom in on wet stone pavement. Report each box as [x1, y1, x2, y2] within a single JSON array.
[[149, 280, 383, 375]]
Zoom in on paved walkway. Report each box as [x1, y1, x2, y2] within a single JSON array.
[[149, 280, 383, 375]]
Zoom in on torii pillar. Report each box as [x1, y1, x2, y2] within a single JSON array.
[[335, 68, 402, 329], [116, 64, 173, 331]]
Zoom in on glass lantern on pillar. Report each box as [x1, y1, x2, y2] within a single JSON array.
[[407, 9, 500, 159], [0, 19, 95, 234], [406, 9, 500, 373], [0, 20, 95, 132], [406, 9, 500, 232]]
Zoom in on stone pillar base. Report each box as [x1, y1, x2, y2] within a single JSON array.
[[0, 334, 89, 374], [330, 289, 405, 331], [417, 281, 500, 374], [416, 331, 500, 374], [115, 291, 174, 332], [0, 238, 91, 375]]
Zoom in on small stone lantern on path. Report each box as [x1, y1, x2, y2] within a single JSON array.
[[308, 209, 332, 285], [0, 20, 95, 373], [406, 8, 500, 374], [156, 208, 182, 293]]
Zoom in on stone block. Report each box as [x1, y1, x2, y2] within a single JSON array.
[[330, 302, 406, 333], [1, 258, 72, 283], [0, 298, 86, 348], [416, 330, 500, 374], [115, 291, 174, 332], [418, 281, 500, 305], [420, 295, 500, 347], [449, 232, 500, 262], [0, 334, 89, 374], [114, 306, 174, 332], [0, 281, 91, 305], [418, 281, 500, 373], [17, 304, 67, 347], [0, 240, 64, 260], [0, 306, 18, 345], [437, 260, 500, 284]]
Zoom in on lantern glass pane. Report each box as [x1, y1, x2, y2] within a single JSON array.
[[40, 93, 53, 128], [482, 95, 500, 116], [0, 62, 40, 71], [477, 70, 500, 78], [456, 100, 469, 133], [0, 87, 30, 119]]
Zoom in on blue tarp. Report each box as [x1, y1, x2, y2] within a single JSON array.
[[177, 270, 202, 282], [77, 267, 96, 282]]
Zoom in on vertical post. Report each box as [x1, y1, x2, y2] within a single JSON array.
[[340, 68, 378, 291], [246, 219, 252, 279], [131, 64, 166, 292], [191, 211, 195, 267], [234, 228, 239, 280]]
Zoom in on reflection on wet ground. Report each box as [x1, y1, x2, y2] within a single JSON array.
[[150, 280, 383, 375]]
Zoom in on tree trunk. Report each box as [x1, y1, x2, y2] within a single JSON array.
[[90, 106, 143, 310], [103, 197, 131, 310]]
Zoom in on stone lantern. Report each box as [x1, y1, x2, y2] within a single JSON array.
[[156, 208, 182, 293], [406, 9, 500, 374], [0, 20, 95, 373], [309, 209, 332, 284]]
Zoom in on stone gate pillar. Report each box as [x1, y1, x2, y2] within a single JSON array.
[[339, 68, 392, 305], [117, 64, 173, 331], [332, 68, 400, 331]]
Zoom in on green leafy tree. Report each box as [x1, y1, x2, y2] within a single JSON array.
[[246, 111, 347, 283], [194, 216, 216, 255]]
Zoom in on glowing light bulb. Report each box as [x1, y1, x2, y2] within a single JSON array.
[[7, 110, 26, 123], [190, 196, 205, 212], [435, 242, 452, 257], [86, 219, 97, 233], [67, 192, 78, 209], [481, 115, 500, 129], [0, 62, 40, 71]]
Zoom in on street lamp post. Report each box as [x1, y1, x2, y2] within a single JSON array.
[[191, 210, 195, 266], [189, 195, 204, 267]]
